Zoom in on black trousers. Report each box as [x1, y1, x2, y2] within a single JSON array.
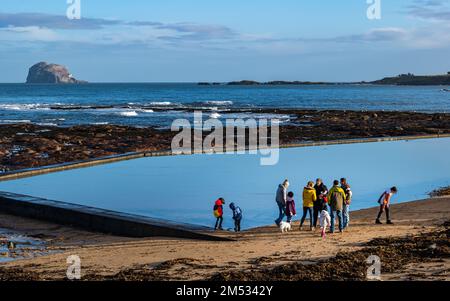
[[300, 207, 313, 228], [215, 216, 223, 229], [313, 203, 321, 227], [234, 218, 241, 232], [376, 205, 390, 221]]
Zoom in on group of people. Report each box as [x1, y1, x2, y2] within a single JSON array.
[[275, 178, 398, 236], [276, 178, 352, 235], [212, 178, 398, 235]]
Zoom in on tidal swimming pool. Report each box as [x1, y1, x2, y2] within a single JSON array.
[[1, 138, 449, 229]]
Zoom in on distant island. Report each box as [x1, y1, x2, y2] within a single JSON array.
[[198, 72, 450, 86], [198, 80, 333, 86], [26, 62, 87, 84], [370, 72, 450, 86], [228, 80, 329, 86]]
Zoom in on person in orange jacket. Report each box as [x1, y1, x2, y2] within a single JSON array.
[[213, 198, 225, 230]]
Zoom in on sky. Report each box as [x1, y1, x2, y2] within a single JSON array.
[[0, 0, 449, 82]]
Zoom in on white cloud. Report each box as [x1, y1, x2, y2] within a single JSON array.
[[0, 26, 58, 41], [0, 8, 449, 53], [406, 0, 450, 22]]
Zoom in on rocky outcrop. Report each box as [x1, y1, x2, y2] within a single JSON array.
[[227, 80, 261, 85], [26, 62, 87, 84]]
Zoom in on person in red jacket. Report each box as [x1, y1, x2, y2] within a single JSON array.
[[213, 198, 225, 230]]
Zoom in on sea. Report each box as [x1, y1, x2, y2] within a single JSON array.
[[0, 83, 449, 128]]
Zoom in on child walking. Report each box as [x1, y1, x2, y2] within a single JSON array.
[[229, 202, 243, 232], [319, 203, 331, 239], [213, 198, 225, 230], [285, 191, 297, 223]]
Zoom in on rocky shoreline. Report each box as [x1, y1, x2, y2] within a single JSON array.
[[431, 186, 450, 197], [1, 109, 449, 172]]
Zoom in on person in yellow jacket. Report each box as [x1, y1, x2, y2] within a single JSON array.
[[327, 180, 347, 233], [300, 181, 317, 230]]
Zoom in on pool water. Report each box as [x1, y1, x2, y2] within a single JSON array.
[[1, 138, 449, 229]]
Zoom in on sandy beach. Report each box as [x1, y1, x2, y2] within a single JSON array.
[[0, 195, 448, 281]]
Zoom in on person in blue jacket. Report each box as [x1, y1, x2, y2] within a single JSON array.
[[229, 202, 243, 232]]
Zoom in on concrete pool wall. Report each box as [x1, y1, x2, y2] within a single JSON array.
[[0, 191, 232, 241]]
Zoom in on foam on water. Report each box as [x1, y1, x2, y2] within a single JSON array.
[[0, 119, 32, 124], [118, 111, 139, 117], [204, 100, 233, 106], [209, 113, 221, 119]]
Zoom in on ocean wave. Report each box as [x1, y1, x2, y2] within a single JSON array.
[[204, 112, 292, 125], [0, 104, 51, 111], [146, 101, 173, 106], [44, 118, 66, 121], [0, 119, 32, 124], [203, 100, 233, 106], [118, 111, 139, 117], [209, 113, 221, 119], [36, 122, 58, 127], [0, 101, 234, 113]]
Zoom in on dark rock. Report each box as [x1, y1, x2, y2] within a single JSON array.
[[26, 62, 87, 84], [1, 110, 450, 172], [227, 80, 260, 86]]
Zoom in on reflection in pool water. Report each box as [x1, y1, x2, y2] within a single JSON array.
[[1, 138, 449, 229]]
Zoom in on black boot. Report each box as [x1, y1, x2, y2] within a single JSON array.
[[375, 219, 382, 224]]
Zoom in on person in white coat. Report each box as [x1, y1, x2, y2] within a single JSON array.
[[319, 204, 331, 239]]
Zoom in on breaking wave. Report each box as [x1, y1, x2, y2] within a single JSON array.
[[118, 111, 139, 117], [203, 100, 233, 106]]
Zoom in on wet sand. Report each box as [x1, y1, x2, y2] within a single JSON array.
[[0, 196, 449, 281]]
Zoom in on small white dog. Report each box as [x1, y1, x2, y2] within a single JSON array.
[[279, 221, 292, 233], [319, 210, 331, 239]]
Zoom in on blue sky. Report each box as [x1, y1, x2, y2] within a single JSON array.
[[0, 0, 449, 82]]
